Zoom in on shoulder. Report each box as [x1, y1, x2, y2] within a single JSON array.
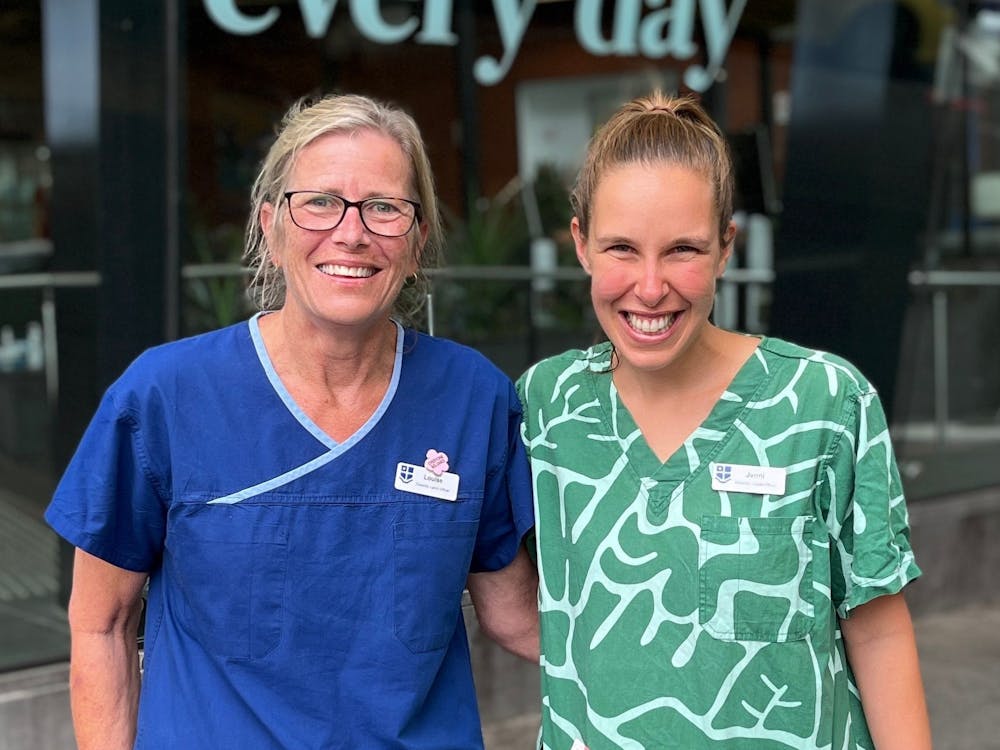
[[517, 342, 611, 397], [756, 337, 876, 400], [109, 321, 252, 407], [403, 330, 522, 407], [405, 330, 509, 378]]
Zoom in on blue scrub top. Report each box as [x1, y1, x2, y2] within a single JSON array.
[[46, 315, 535, 749]]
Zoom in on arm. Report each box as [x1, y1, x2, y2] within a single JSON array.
[[466, 542, 539, 662], [67, 548, 149, 750], [840, 592, 932, 750]]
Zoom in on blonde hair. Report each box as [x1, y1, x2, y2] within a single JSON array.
[[243, 93, 443, 325], [571, 91, 734, 244]]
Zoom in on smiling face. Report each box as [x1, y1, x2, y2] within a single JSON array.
[[260, 129, 425, 334], [573, 160, 734, 379]]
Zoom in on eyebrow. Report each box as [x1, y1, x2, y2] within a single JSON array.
[[669, 235, 713, 247], [594, 234, 633, 245], [296, 188, 410, 200], [595, 233, 713, 247]]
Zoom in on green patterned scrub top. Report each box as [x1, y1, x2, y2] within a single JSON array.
[[516, 337, 921, 750]]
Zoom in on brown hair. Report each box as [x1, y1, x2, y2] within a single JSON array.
[[570, 91, 734, 244]]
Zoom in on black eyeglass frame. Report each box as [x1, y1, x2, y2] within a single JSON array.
[[283, 191, 422, 237]]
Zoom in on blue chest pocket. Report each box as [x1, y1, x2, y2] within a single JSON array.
[[393, 520, 479, 652], [166, 504, 289, 660]]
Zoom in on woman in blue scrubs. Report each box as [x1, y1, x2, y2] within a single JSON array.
[[46, 93, 538, 750]]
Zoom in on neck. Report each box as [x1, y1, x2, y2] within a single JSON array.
[[259, 309, 398, 395], [612, 326, 757, 403]]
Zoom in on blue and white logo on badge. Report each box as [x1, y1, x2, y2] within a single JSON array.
[[710, 462, 786, 495], [394, 461, 460, 501]]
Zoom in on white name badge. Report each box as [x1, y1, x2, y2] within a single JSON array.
[[394, 462, 460, 502], [710, 462, 786, 495]]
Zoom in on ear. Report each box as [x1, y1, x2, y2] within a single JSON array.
[[261, 202, 280, 267], [416, 219, 429, 262], [417, 219, 429, 251], [716, 220, 737, 279], [406, 220, 428, 276], [571, 216, 592, 275]]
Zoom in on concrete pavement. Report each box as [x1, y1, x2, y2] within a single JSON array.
[[916, 604, 1000, 750]]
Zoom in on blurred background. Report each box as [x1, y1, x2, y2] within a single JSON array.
[[1, 1, 998, 748]]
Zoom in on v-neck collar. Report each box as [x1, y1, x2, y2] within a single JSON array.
[[584, 339, 771, 512], [248, 312, 403, 452]]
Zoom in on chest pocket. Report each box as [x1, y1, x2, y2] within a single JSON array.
[[698, 515, 815, 642], [167, 505, 289, 660], [393, 520, 478, 652]]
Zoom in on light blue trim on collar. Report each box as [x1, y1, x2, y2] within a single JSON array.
[[209, 313, 403, 505]]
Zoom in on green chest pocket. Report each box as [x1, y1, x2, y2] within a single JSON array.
[[699, 515, 816, 642]]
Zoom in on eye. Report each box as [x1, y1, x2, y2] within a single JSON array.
[[366, 199, 403, 217], [304, 194, 337, 209], [605, 244, 636, 255]]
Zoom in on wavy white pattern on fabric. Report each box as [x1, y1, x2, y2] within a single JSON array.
[[520, 338, 921, 750]]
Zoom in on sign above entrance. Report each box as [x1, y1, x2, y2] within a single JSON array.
[[202, 0, 747, 89]]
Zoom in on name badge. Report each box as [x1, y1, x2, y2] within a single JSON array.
[[710, 462, 786, 495], [394, 462, 460, 501]]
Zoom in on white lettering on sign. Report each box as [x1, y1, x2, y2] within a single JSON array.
[[201, 0, 747, 90]]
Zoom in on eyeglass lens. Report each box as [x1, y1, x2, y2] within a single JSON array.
[[287, 192, 416, 237]]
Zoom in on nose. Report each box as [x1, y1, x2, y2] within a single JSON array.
[[332, 204, 370, 247], [635, 258, 668, 306]]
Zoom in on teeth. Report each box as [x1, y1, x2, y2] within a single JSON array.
[[318, 264, 375, 278], [627, 312, 674, 334]]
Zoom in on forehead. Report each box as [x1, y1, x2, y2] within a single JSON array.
[[289, 129, 412, 189], [592, 161, 715, 217]]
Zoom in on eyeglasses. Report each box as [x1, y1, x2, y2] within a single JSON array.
[[284, 191, 421, 238]]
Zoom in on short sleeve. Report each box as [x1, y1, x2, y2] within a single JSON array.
[[44, 384, 167, 572], [469, 382, 535, 573], [828, 389, 921, 617]]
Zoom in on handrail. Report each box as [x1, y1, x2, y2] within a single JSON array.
[[0, 271, 100, 290], [175, 263, 775, 283], [1, 264, 996, 291], [906, 269, 1000, 443], [2, 265, 997, 444], [909, 269, 1000, 288]]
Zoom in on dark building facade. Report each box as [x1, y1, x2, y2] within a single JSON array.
[[1, 0, 997, 704]]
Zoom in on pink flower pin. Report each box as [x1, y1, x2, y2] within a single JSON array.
[[424, 449, 449, 476]]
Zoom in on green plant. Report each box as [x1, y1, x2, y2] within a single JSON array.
[[182, 223, 252, 336], [442, 178, 530, 266], [435, 180, 531, 341], [532, 162, 574, 238]]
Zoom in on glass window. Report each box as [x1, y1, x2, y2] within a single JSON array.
[[2, 0, 998, 684]]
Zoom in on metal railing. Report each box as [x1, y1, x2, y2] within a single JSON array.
[[0, 271, 101, 402], [173, 262, 774, 336], [907, 268, 1000, 443], [2, 265, 998, 444]]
